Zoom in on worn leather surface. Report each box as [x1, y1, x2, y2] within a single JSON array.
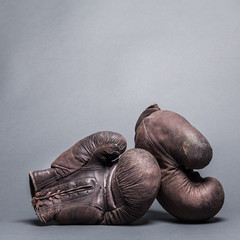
[[29, 131, 161, 224], [135, 104, 224, 221]]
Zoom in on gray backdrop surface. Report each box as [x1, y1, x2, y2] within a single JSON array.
[[0, 0, 239, 239]]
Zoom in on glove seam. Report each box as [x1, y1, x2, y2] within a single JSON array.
[[114, 174, 126, 206], [142, 119, 177, 167]]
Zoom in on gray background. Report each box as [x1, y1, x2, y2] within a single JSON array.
[[0, 0, 239, 239]]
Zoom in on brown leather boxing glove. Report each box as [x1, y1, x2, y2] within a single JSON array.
[[135, 104, 224, 221], [29, 131, 161, 224]]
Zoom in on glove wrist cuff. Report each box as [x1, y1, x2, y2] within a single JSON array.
[[29, 168, 58, 196]]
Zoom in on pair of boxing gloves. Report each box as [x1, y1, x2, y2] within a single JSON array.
[[29, 104, 224, 224]]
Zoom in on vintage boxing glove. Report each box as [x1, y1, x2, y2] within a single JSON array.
[[135, 104, 224, 221], [29, 131, 161, 224]]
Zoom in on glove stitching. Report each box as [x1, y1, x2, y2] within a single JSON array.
[[142, 119, 177, 167]]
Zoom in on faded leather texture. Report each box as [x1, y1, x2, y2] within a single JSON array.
[[135, 104, 224, 221], [29, 131, 161, 224]]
